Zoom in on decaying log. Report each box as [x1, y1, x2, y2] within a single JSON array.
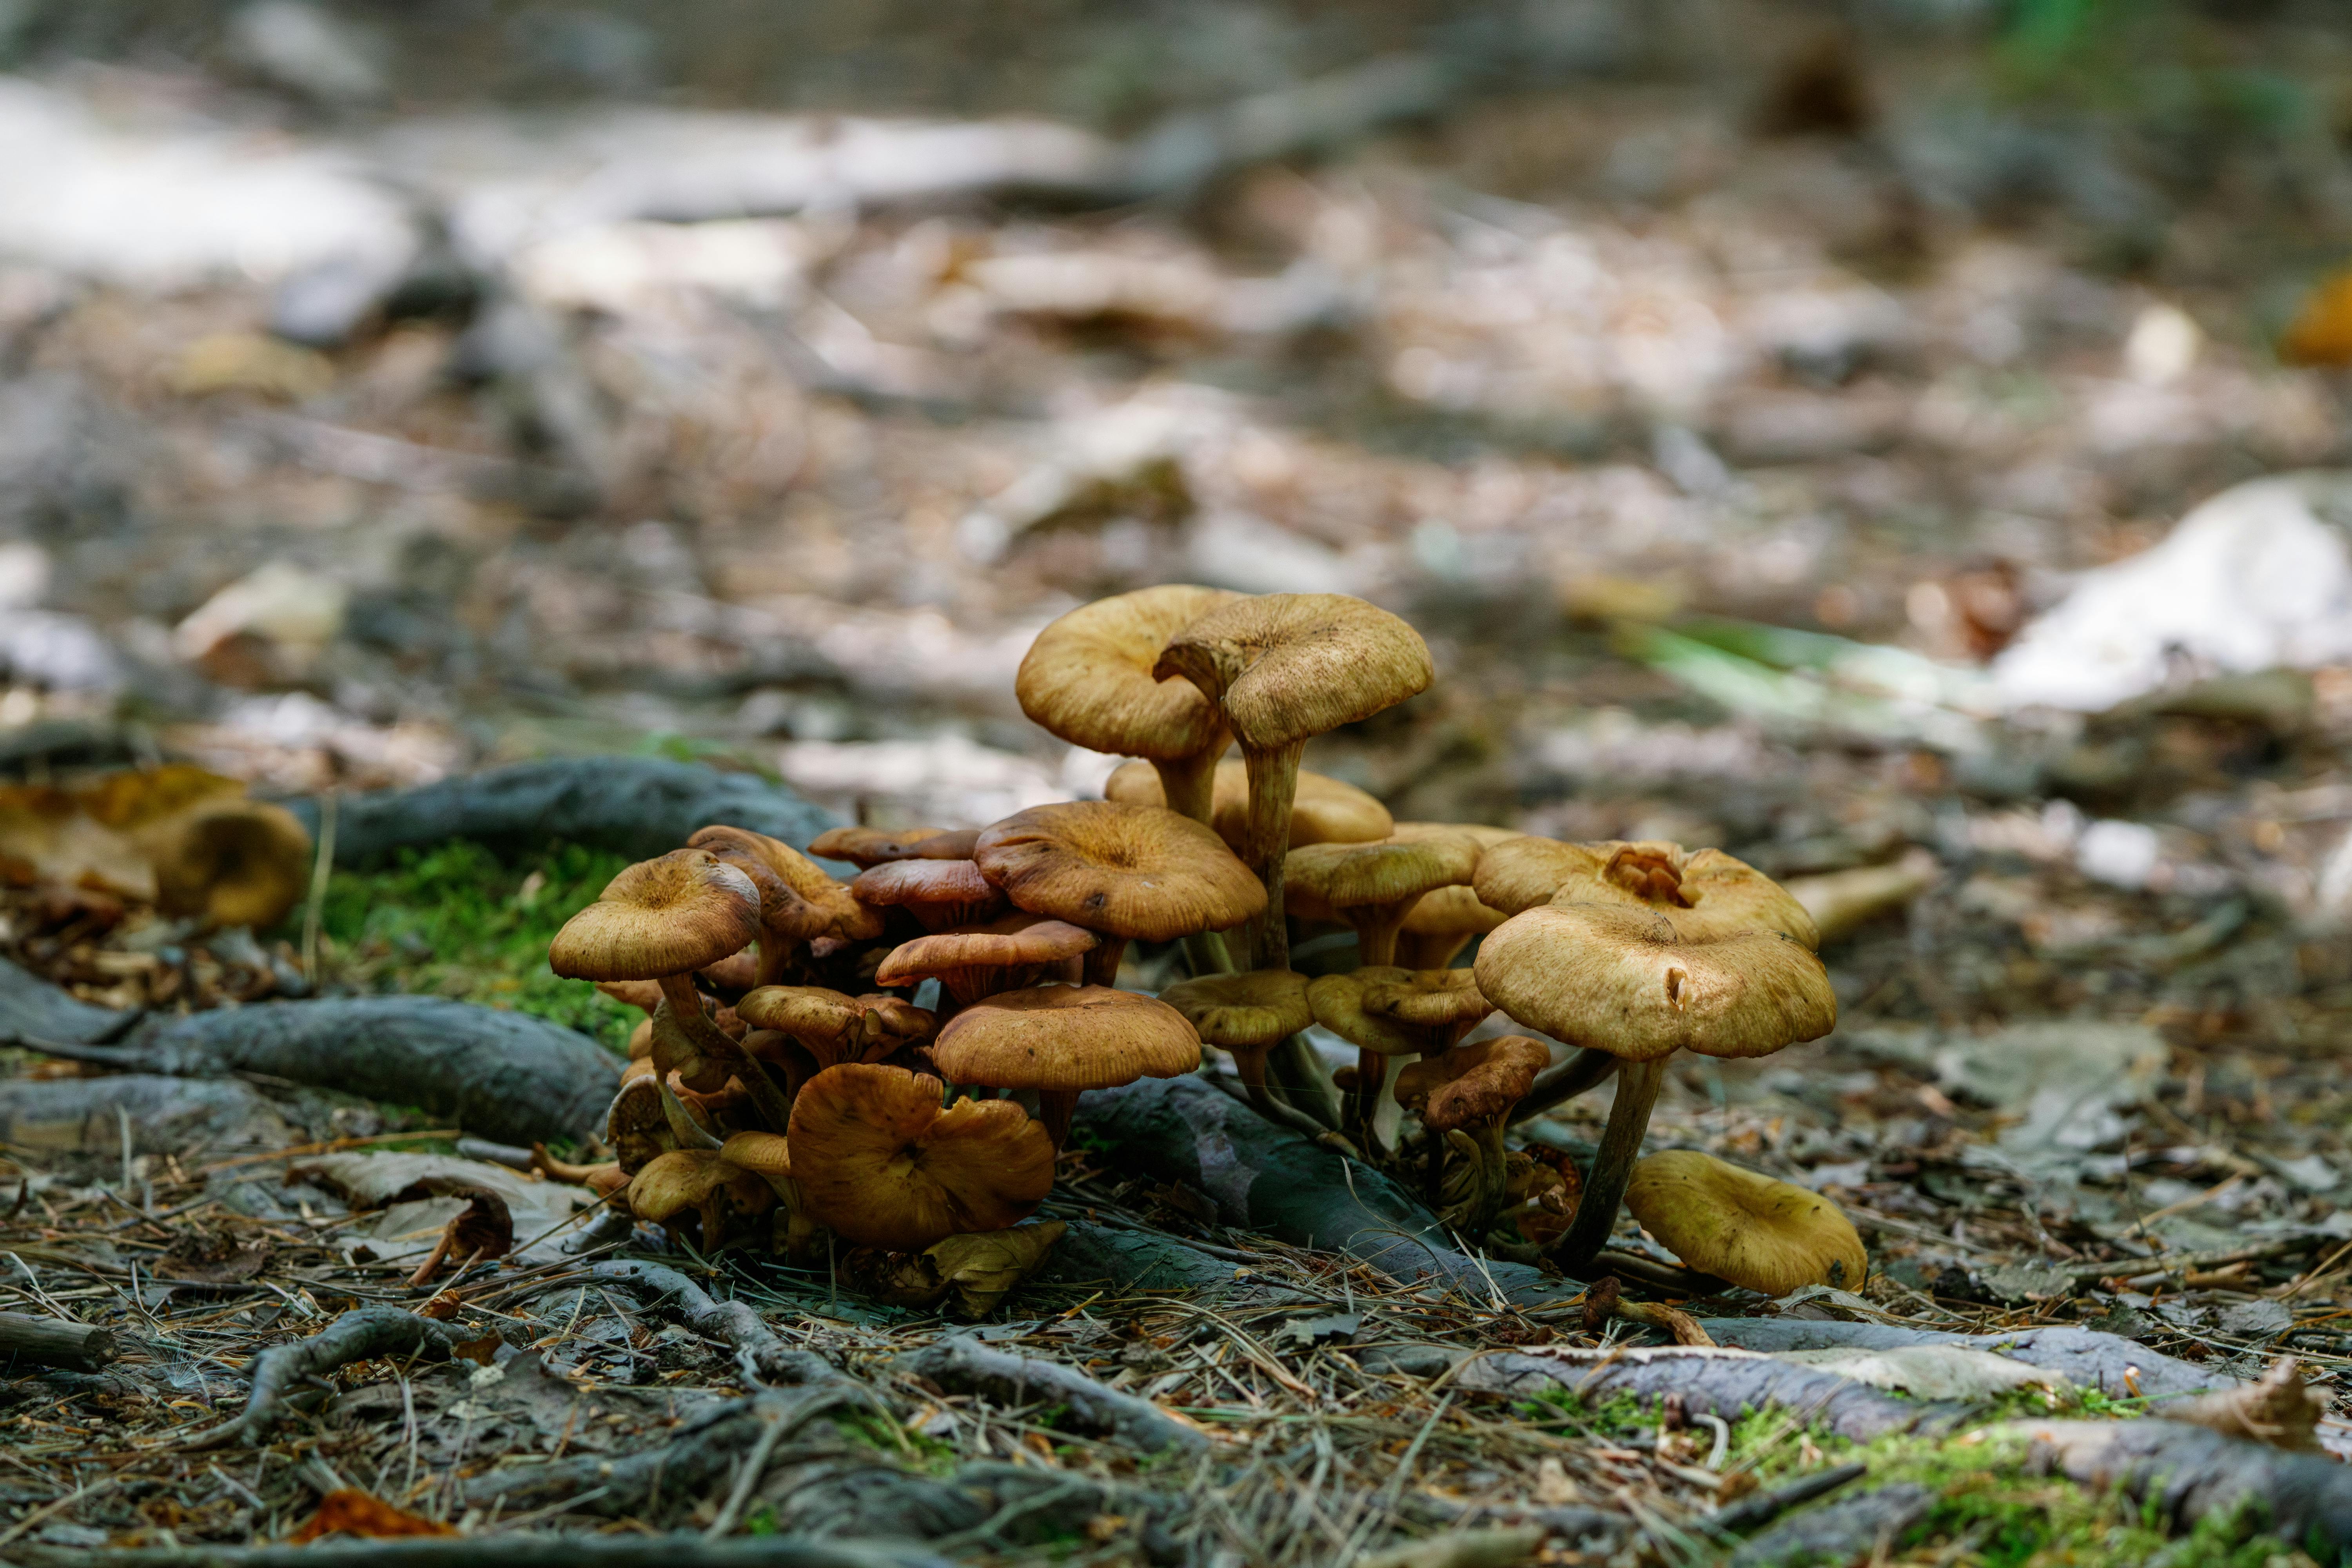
[[0, 1072, 301, 1156], [0, 1310, 118, 1372], [13, 995, 619, 1147], [204, 1305, 465, 1449], [279, 757, 840, 867], [1727, 1483, 1934, 1568], [584, 1260, 841, 1389], [1702, 1318, 2238, 1402], [9, 1535, 953, 1568], [895, 1335, 1210, 1457], [1073, 1076, 1576, 1305], [2017, 1417, 2352, 1555], [1455, 1346, 1953, 1443]]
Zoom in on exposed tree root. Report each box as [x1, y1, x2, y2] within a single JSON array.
[[895, 1335, 1210, 1457], [201, 1305, 466, 1450]]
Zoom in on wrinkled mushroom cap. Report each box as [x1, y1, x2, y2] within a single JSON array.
[[1553, 843, 1820, 949], [737, 985, 937, 1058], [1018, 584, 1241, 761], [1152, 593, 1434, 750], [1359, 966, 1493, 1034], [1473, 837, 1615, 916], [550, 849, 764, 981], [931, 984, 1201, 1091], [975, 801, 1265, 942], [1395, 1035, 1552, 1131], [1474, 903, 1836, 1063], [1158, 969, 1312, 1052], [689, 825, 885, 943], [1285, 832, 1479, 915], [626, 1150, 714, 1223], [1305, 971, 1422, 1057], [137, 797, 315, 930], [808, 826, 980, 867], [786, 1064, 1055, 1251], [1626, 1150, 1867, 1296], [1106, 760, 1393, 852], [849, 857, 1007, 929], [875, 915, 1098, 987]]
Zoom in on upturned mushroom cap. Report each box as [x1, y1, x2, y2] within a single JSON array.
[[605, 1076, 672, 1172], [1284, 832, 1479, 916], [1474, 904, 1836, 1063], [1553, 843, 1820, 949], [930, 984, 1201, 1091], [1157, 969, 1312, 1053], [137, 797, 315, 930], [1152, 593, 1434, 750], [786, 1064, 1056, 1251], [1625, 1149, 1867, 1295], [808, 826, 981, 867], [688, 826, 886, 944], [849, 857, 1007, 931], [1017, 584, 1241, 760], [1472, 837, 1615, 916], [1395, 1035, 1552, 1131], [974, 801, 1265, 942], [874, 916, 1098, 987], [550, 849, 764, 980], [1106, 760, 1393, 852], [736, 985, 938, 1064]]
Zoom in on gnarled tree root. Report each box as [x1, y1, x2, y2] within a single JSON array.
[[1455, 1346, 1963, 1443], [200, 1305, 465, 1450], [2016, 1417, 2352, 1554], [895, 1336, 1210, 1458], [584, 1260, 842, 1389]]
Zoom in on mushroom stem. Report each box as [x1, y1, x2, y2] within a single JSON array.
[[1182, 929, 1235, 977], [1232, 1047, 1347, 1146], [1512, 1048, 1623, 1125], [753, 932, 801, 989], [1368, 1056, 1412, 1154], [1269, 1032, 1343, 1128], [731, 1051, 797, 1133], [1349, 897, 1425, 969], [1549, 1054, 1665, 1275], [1461, 1121, 1511, 1240], [1151, 747, 1224, 828], [656, 973, 740, 1059], [1036, 1089, 1080, 1149], [657, 1076, 726, 1152], [1239, 739, 1306, 969], [1082, 936, 1129, 989]]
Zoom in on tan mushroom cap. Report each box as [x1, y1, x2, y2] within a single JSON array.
[[688, 826, 885, 944], [1285, 832, 1479, 916], [1157, 969, 1312, 1053], [717, 1130, 799, 1203], [627, 1148, 773, 1234], [808, 826, 980, 867], [1472, 837, 1615, 916], [1552, 843, 1820, 949], [1016, 584, 1241, 760], [550, 849, 764, 980], [974, 801, 1265, 942], [139, 797, 315, 930], [1395, 1035, 1552, 1131], [786, 1064, 1055, 1252], [1106, 760, 1393, 853], [736, 985, 937, 1065], [1304, 971, 1422, 1058], [1152, 593, 1435, 750], [875, 916, 1098, 987], [1359, 967, 1494, 1036], [1626, 1150, 1868, 1295], [931, 984, 1201, 1091], [1397, 884, 1510, 941], [850, 857, 1007, 930], [1474, 903, 1836, 1063]]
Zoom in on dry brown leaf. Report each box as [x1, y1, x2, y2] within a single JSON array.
[[2159, 1356, 2325, 1451], [288, 1490, 456, 1541]]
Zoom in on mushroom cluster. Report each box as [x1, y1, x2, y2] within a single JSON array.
[[544, 585, 1860, 1306]]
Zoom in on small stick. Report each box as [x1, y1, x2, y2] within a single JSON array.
[[302, 786, 339, 982], [0, 1310, 118, 1372]]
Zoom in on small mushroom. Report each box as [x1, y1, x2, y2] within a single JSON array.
[[808, 826, 981, 868], [626, 1148, 775, 1251], [849, 857, 1008, 932], [1157, 968, 1312, 1123], [688, 825, 886, 984], [1308, 967, 1493, 1147], [874, 915, 1099, 1007], [929, 984, 1201, 1147], [1475, 902, 1835, 1272], [1017, 584, 1242, 824], [735, 985, 938, 1080], [1389, 823, 1519, 967], [973, 801, 1265, 986], [1395, 1034, 1552, 1238], [137, 796, 316, 931], [1105, 759, 1392, 855], [1624, 1150, 1867, 1297], [786, 1063, 1056, 1252], [1283, 830, 1480, 968], [1154, 593, 1433, 967], [716, 1131, 821, 1260]]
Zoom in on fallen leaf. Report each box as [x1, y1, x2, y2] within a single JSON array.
[[2160, 1356, 2324, 1451], [288, 1490, 455, 1541]]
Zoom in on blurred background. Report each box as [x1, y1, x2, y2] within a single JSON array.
[[9, 0, 2352, 1035]]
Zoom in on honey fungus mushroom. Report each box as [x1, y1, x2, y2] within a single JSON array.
[[786, 1063, 1055, 1252], [874, 915, 1098, 1006], [849, 857, 1008, 933], [1475, 901, 1836, 1272], [1625, 1150, 1867, 1296], [930, 984, 1201, 1147], [1154, 593, 1433, 967], [1105, 759, 1392, 857], [1017, 584, 1242, 825], [626, 1147, 774, 1250], [688, 825, 885, 985], [808, 826, 981, 867], [1395, 1034, 1552, 1237], [717, 1131, 821, 1260], [1158, 968, 1313, 1124], [1307, 967, 1493, 1146], [1284, 830, 1481, 968], [734, 984, 938, 1095], [974, 801, 1264, 986]]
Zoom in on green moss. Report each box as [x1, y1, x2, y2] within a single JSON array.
[[291, 838, 637, 1049]]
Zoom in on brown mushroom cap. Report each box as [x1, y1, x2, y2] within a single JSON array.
[[875, 916, 1099, 987], [1016, 584, 1241, 760], [689, 825, 885, 944], [1284, 832, 1479, 916], [627, 1148, 773, 1235], [1552, 843, 1820, 949], [1157, 969, 1313, 1053], [736, 985, 937, 1065], [1625, 1149, 1867, 1295], [1152, 593, 1434, 750], [717, 1130, 798, 1203], [1359, 967, 1494, 1036], [1474, 903, 1836, 1063], [808, 826, 981, 867], [1472, 837, 1615, 916], [138, 797, 315, 930], [1304, 971, 1422, 1058], [930, 984, 1201, 1091], [1106, 760, 1393, 852], [786, 1064, 1056, 1251], [849, 857, 1007, 931], [974, 801, 1265, 942], [550, 849, 764, 980], [1397, 884, 1510, 942], [1395, 1035, 1552, 1131]]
